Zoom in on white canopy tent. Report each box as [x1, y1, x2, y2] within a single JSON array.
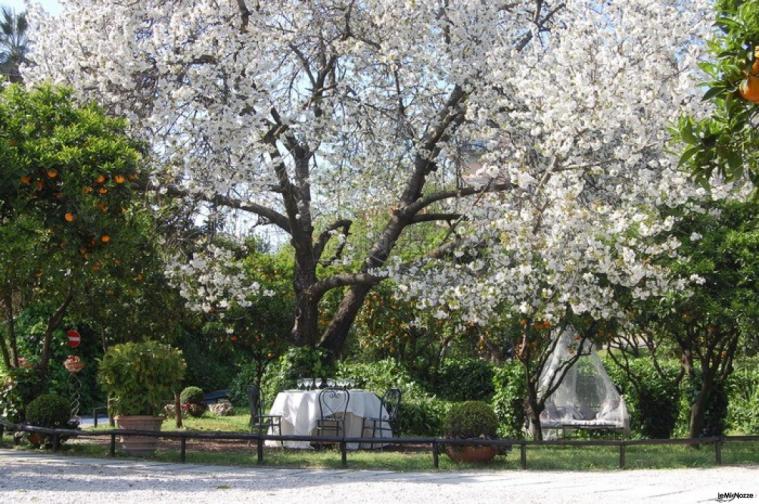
[[538, 327, 630, 439]]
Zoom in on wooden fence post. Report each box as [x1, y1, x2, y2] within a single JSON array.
[[432, 441, 439, 469], [715, 438, 722, 465], [618, 442, 625, 469], [180, 437, 186, 463], [109, 433, 116, 456], [340, 441, 347, 467], [520, 442, 527, 469], [256, 437, 264, 464]]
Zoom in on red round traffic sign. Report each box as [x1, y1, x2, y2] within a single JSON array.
[[67, 329, 81, 348]]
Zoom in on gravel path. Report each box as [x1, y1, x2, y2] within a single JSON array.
[[1, 449, 757, 504]]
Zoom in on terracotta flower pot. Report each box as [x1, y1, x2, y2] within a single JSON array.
[[115, 415, 163, 455], [445, 443, 498, 464]]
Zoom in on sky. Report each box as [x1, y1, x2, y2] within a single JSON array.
[[3, 0, 62, 15]]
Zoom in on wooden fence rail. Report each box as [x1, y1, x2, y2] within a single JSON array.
[[1, 417, 757, 470]]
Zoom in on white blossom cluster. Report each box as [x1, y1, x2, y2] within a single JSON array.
[[21, 0, 741, 327], [165, 243, 262, 314]]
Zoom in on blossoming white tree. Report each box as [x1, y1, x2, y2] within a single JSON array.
[[24, 0, 714, 365]]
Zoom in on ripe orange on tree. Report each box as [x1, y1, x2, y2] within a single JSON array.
[[114, 175, 126, 184], [740, 76, 759, 103], [47, 169, 58, 179], [100, 234, 111, 244], [95, 174, 106, 184], [19, 175, 31, 185], [64, 212, 75, 222], [98, 187, 108, 195]]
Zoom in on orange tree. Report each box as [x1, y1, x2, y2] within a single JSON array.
[[676, 0, 759, 186], [0, 84, 144, 378]]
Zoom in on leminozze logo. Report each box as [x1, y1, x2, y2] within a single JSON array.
[[716, 492, 755, 503]]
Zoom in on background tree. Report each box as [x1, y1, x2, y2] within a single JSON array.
[[0, 7, 27, 83], [612, 200, 759, 438]]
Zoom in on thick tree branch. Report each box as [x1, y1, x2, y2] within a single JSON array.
[[405, 181, 514, 216], [410, 212, 462, 224], [308, 272, 382, 299]]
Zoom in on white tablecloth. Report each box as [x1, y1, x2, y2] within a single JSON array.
[[265, 389, 392, 449]]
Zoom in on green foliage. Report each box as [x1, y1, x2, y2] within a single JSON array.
[[491, 360, 526, 439], [25, 393, 71, 428], [229, 362, 260, 407], [605, 356, 681, 439], [177, 328, 237, 393], [443, 401, 499, 439], [431, 358, 495, 402], [180, 386, 204, 405], [397, 397, 453, 437], [336, 359, 452, 436], [727, 358, 759, 434], [258, 347, 333, 409], [12, 304, 104, 412], [0, 366, 44, 422], [98, 341, 186, 416]]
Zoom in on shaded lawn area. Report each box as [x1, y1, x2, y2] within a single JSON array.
[[3, 434, 758, 472]]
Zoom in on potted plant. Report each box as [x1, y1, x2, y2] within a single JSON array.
[[443, 401, 500, 464], [98, 341, 186, 455]]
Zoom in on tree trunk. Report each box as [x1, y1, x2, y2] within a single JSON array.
[[318, 283, 373, 357], [3, 290, 18, 368], [525, 395, 544, 441], [688, 371, 713, 439], [174, 392, 183, 428]]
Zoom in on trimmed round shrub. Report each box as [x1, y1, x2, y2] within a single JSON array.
[[444, 401, 499, 439], [25, 394, 71, 428], [180, 386, 204, 405], [98, 341, 186, 416], [180, 386, 206, 417]]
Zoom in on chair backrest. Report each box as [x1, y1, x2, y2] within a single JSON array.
[[382, 388, 402, 423], [318, 388, 350, 420], [248, 385, 261, 421]]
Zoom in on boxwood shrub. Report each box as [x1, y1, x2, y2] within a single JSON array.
[[444, 401, 499, 439]]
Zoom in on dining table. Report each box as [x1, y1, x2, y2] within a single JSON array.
[[264, 389, 392, 449]]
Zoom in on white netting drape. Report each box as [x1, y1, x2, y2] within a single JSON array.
[[538, 327, 630, 437]]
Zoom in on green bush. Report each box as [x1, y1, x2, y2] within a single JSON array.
[[491, 360, 526, 439], [98, 341, 186, 416], [25, 394, 71, 428], [432, 358, 495, 402], [444, 401, 499, 439], [180, 386, 204, 405], [336, 358, 452, 436], [179, 386, 206, 417], [727, 361, 759, 434], [605, 356, 680, 439], [0, 366, 45, 422], [259, 347, 333, 408], [398, 398, 453, 437], [229, 362, 260, 407]]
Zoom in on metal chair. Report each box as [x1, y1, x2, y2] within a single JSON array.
[[362, 388, 401, 449], [248, 386, 282, 443], [314, 388, 350, 449]]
